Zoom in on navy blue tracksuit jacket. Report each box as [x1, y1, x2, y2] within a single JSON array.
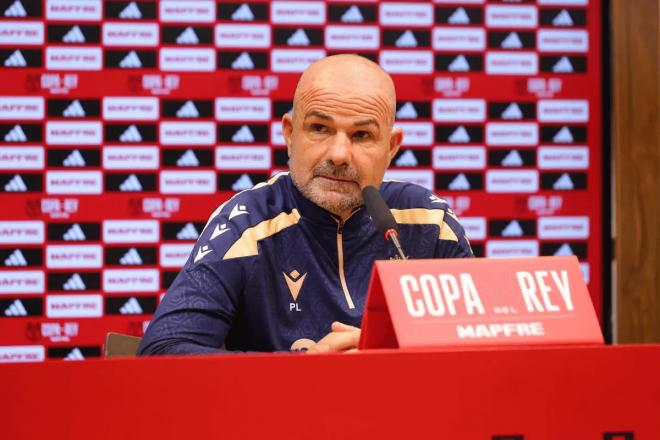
[[138, 172, 473, 354]]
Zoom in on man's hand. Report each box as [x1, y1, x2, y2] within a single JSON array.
[[306, 322, 361, 354]]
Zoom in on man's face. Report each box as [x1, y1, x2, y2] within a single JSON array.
[[282, 89, 402, 219]]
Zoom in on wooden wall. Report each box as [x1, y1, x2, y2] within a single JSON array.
[[611, 0, 660, 342]]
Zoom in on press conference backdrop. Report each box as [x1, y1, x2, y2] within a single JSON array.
[[0, 0, 603, 363]]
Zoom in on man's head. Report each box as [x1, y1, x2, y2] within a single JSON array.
[[282, 54, 403, 220]]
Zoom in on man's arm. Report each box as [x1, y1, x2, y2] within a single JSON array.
[[435, 208, 474, 259]]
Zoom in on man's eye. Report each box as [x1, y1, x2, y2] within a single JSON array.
[[353, 131, 371, 140], [310, 123, 326, 132]]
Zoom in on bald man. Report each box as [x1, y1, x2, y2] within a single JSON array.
[[138, 55, 473, 355]]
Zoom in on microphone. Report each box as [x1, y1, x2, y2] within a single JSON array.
[[362, 186, 407, 260]]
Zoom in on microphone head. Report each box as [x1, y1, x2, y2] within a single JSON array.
[[362, 186, 398, 236]]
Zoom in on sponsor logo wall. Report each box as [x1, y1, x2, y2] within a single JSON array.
[[0, 0, 603, 362]]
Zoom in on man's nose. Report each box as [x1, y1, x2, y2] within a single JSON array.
[[327, 132, 351, 165]]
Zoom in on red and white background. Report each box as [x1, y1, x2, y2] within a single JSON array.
[[0, 0, 602, 363]]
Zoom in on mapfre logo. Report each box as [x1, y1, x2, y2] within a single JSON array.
[[486, 170, 539, 193], [46, 0, 102, 21], [325, 25, 379, 50], [159, 48, 216, 71], [159, 243, 194, 268], [459, 217, 487, 241], [380, 50, 433, 74], [383, 170, 434, 190], [215, 24, 271, 48], [0, 21, 44, 45], [271, 1, 325, 24], [486, 122, 538, 146], [486, 52, 538, 75], [160, 1, 215, 22], [46, 294, 102, 318], [0, 270, 44, 294], [215, 98, 270, 121], [46, 121, 102, 145], [46, 245, 103, 269], [160, 170, 216, 194], [0, 147, 44, 170], [486, 5, 537, 28], [160, 122, 215, 145], [433, 27, 485, 51], [103, 97, 159, 120], [103, 146, 159, 170], [537, 100, 589, 123], [486, 240, 539, 258], [102, 23, 158, 46], [538, 146, 589, 169], [0, 221, 44, 244], [103, 268, 159, 292], [0, 97, 43, 122], [45, 47, 102, 70], [215, 146, 271, 170], [45, 171, 102, 194], [103, 220, 159, 243], [433, 99, 485, 122], [537, 29, 588, 53], [0, 346, 45, 363], [379, 3, 433, 26], [395, 122, 433, 146], [271, 49, 325, 72], [433, 146, 486, 170], [538, 216, 589, 239]]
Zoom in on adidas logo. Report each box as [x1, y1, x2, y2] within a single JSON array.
[[62, 26, 85, 43], [553, 173, 574, 190], [176, 100, 199, 118], [553, 56, 574, 73], [119, 1, 141, 19], [448, 126, 470, 143], [63, 150, 86, 167], [287, 29, 310, 46], [4, 174, 27, 192], [341, 5, 363, 23], [501, 32, 523, 49], [119, 174, 143, 191], [448, 7, 470, 25], [553, 10, 573, 27], [501, 220, 523, 237], [62, 100, 85, 117], [64, 347, 85, 361], [501, 103, 523, 119], [396, 102, 418, 119], [501, 150, 523, 167], [4, 0, 26, 17], [176, 150, 200, 167], [119, 248, 142, 265], [177, 27, 199, 45], [554, 243, 574, 256], [553, 126, 574, 143], [448, 173, 470, 190], [119, 51, 142, 68], [4, 299, 27, 316], [231, 52, 254, 70], [4, 49, 26, 67], [4, 124, 27, 142], [120, 297, 143, 314], [231, 125, 255, 142], [4, 249, 27, 266], [448, 55, 470, 72], [395, 150, 418, 167], [395, 30, 417, 48], [63, 273, 86, 290], [63, 223, 86, 241], [232, 174, 254, 191], [176, 222, 199, 240], [119, 125, 142, 142], [232, 3, 254, 21]]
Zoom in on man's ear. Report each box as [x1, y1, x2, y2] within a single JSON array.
[[282, 113, 294, 156], [388, 127, 403, 164]]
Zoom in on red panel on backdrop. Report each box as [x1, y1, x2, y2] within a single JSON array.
[[0, 1, 604, 361]]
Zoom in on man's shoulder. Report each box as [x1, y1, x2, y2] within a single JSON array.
[[380, 179, 452, 212]]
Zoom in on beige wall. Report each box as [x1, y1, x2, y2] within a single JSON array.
[[611, 0, 660, 342]]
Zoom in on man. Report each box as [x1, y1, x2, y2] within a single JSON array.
[[138, 54, 472, 356]]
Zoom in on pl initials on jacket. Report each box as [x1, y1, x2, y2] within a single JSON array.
[[139, 172, 473, 355]]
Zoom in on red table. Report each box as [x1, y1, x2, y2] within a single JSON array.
[[3, 345, 659, 439]]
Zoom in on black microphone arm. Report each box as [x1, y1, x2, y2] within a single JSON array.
[[362, 186, 408, 260]]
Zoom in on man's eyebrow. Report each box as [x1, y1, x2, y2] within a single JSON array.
[[354, 118, 379, 128], [304, 110, 333, 121]]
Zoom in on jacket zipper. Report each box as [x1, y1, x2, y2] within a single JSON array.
[[336, 221, 356, 310]]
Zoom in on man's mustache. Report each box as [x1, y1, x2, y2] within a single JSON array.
[[312, 161, 359, 183]]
